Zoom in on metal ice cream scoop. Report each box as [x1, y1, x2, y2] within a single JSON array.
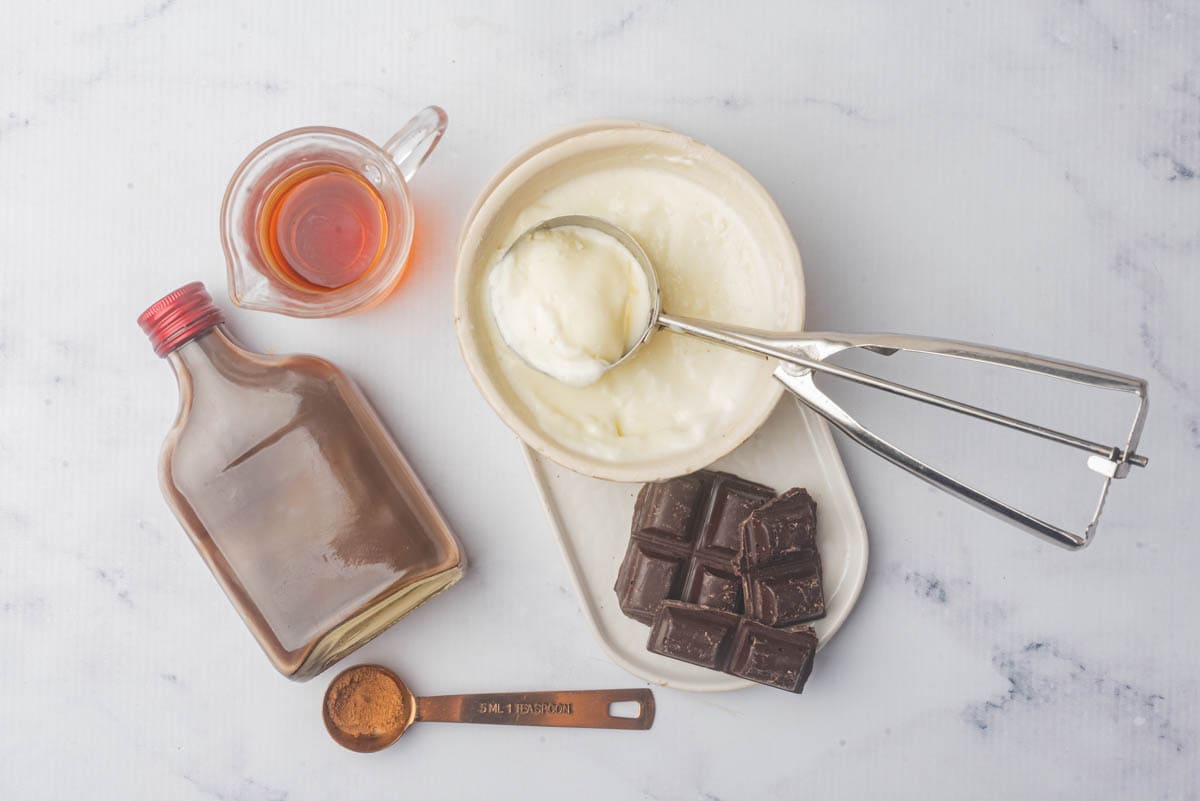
[[496, 215, 1149, 550]]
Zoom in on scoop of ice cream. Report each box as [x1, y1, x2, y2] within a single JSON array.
[[488, 225, 652, 387]]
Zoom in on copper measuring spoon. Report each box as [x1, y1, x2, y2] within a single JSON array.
[[322, 664, 655, 752]]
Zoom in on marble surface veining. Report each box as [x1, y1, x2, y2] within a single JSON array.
[[1, 1, 1197, 799]]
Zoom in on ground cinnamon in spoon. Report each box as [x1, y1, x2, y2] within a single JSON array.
[[324, 665, 408, 739]]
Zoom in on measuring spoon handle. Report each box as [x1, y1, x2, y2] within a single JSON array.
[[414, 688, 654, 730]]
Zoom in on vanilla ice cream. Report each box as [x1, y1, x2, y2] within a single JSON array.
[[488, 224, 653, 387]]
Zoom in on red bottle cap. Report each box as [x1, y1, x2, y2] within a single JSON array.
[[138, 282, 226, 357]]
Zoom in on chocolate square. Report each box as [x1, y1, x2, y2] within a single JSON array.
[[614, 542, 689, 624], [647, 601, 741, 670], [744, 562, 825, 627], [683, 560, 743, 613], [727, 620, 817, 693], [631, 475, 706, 543]]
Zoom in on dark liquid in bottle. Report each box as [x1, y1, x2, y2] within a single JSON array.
[[259, 165, 388, 290], [162, 329, 464, 679]]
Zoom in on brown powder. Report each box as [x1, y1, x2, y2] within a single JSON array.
[[325, 665, 409, 739]]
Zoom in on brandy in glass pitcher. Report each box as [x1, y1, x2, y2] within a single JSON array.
[[221, 106, 448, 318]]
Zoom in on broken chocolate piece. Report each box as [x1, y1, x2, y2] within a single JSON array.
[[616, 470, 775, 623], [637, 482, 828, 692], [727, 619, 817, 693], [647, 601, 741, 670], [743, 560, 825, 627], [738, 488, 826, 627], [740, 488, 819, 569]]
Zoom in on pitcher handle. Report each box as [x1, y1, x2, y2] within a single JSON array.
[[383, 105, 448, 183]]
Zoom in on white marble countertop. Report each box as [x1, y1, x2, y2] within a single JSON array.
[[2, 2, 1197, 798]]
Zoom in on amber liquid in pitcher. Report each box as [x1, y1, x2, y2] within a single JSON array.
[[258, 164, 389, 291], [146, 288, 463, 679]]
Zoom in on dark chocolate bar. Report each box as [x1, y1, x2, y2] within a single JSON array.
[[648, 602, 818, 693], [615, 470, 775, 623], [738, 488, 826, 627]]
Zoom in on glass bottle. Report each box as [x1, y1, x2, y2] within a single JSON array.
[[139, 282, 465, 680]]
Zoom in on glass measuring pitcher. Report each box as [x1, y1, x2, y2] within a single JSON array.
[[221, 105, 447, 317]]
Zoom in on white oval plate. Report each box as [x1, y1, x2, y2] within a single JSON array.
[[525, 396, 869, 692]]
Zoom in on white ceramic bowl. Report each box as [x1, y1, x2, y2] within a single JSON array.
[[454, 121, 805, 482]]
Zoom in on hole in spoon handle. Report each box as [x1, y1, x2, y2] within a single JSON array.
[[415, 689, 654, 730]]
